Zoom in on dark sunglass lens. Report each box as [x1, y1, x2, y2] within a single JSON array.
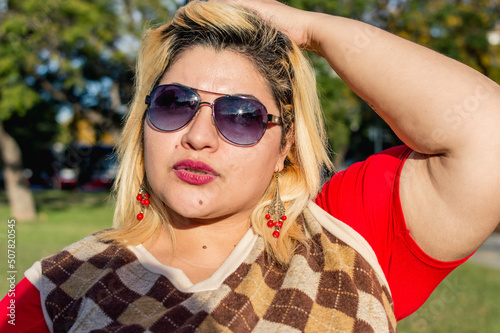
[[214, 97, 268, 145], [148, 85, 199, 131]]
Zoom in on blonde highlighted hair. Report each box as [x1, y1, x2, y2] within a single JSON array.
[[101, 1, 333, 265]]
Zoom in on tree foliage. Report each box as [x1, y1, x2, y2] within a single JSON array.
[[0, 0, 174, 219], [0, 0, 173, 144], [388, 0, 500, 81]]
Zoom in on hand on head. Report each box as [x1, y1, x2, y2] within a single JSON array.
[[210, 0, 314, 49]]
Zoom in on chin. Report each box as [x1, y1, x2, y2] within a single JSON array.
[[165, 200, 216, 219]]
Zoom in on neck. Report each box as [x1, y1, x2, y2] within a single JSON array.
[[143, 211, 252, 283]]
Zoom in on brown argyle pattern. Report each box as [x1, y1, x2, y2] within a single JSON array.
[[39, 213, 396, 332]]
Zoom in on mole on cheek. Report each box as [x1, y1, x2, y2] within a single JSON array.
[[199, 200, 203, 205]]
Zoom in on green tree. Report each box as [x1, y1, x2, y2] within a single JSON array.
[[0, 0, 172, 220], [387, 0, 500, 81]]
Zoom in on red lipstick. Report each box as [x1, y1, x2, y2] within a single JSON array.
[[173, 159, 219, 185]]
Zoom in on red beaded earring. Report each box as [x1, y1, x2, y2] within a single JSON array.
[[136, 185, 150, 220], [266, 173, 287, 238]]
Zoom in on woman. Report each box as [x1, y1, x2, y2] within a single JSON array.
[[2, 0, 500, 332]]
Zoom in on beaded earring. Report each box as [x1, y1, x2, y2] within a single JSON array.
[[266, 173, 287, 238], [136, 185, 150, 220]]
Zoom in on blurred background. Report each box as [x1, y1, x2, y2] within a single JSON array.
[[0, 0, 499, 331]]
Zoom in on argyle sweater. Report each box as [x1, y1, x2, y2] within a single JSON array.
[[36, 203, 396, 332]]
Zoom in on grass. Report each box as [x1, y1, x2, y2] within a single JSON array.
[[0, 190, 114, 296], [1, 190, 500, 332], [398, 262, 500, 332]]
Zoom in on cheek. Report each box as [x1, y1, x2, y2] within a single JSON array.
[[227, 143, 281, 181], [143, 129, 157, 172], [143, 127, 176, 175]]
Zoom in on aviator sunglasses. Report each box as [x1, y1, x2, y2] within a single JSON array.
[[145, 84, 282, 146]]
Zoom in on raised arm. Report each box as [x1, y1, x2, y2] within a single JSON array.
[[225, 0, 500, 261]]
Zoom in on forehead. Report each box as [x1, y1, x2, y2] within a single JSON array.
[[159, 46, 277, 109]]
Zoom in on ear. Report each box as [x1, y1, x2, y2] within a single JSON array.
[[274, 125, 294, 173]]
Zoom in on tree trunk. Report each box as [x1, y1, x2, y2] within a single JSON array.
[[0, 121, 37, 221]]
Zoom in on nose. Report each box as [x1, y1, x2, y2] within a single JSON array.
[[181, 103, 219, 151]]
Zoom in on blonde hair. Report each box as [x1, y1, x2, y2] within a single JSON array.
[[101, 1, 333, 265]]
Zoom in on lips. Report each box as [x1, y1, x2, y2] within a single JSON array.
[[173, 159, 219, 185]]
